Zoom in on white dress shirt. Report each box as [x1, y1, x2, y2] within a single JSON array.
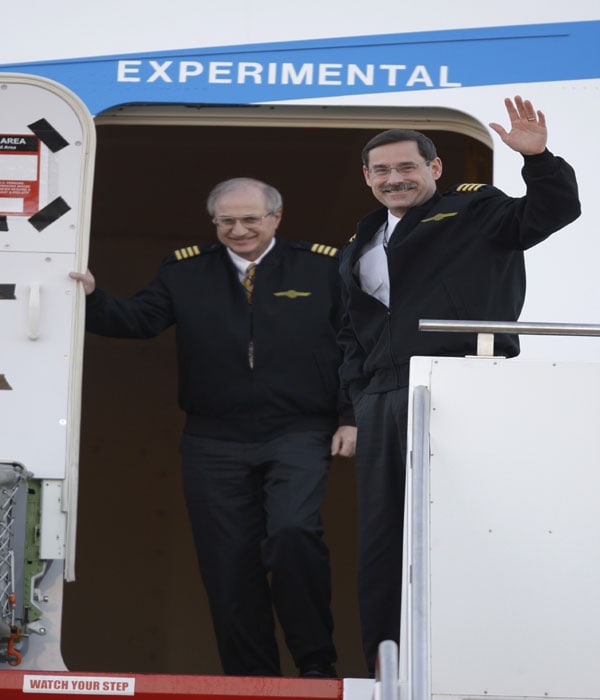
[[226, 238, 276, 280], [354, 212, 401, 307]]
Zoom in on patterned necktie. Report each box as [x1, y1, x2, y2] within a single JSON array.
[[242, 263, 257, 368], [242, 263, 257, 303]]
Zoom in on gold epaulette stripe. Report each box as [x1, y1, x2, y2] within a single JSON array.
[[174, 245, 201, 261], [456, 183, 486, 192], [348, 234, 356, 242], [310, 243, 338, 256]]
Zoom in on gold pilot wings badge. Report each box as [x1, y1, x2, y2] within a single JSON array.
[[421, 211, 459, 223], [273, 290, 312, 299]]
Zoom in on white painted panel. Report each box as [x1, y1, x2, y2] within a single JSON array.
[[0, 252, 76, 478], [1, 0, 596, 63], [0, 77, 91, 253], [407, 356, 600, 700], [0, 74, 94, 578]]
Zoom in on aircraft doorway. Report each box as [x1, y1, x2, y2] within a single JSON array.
[[60, 107, 492, 679]]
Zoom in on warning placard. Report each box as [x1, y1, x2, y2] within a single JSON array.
[[0, 134, 41, 215], [23, 674, 135, 695]]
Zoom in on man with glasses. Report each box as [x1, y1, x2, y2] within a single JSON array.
[[338, 96, 580, 675], [70, 177, 356, 678]]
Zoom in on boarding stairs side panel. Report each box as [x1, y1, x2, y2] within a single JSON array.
[[403, 350, 600, 700]]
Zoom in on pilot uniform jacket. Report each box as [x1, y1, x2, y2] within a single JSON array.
[[339, 148, 581, 399], [85, 238, 352, 442]]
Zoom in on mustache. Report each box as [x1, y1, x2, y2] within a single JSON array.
[[380, 183, 418, 192]]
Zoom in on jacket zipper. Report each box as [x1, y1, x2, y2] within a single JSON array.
[[248, 306, 254, 369], [384, 245, 401, 386]]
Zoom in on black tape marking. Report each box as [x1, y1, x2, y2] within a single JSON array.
[[28, 197, 71, 232], [0, 284, 16, 300], [0, 374, 12, 391], [0, 216, 7, 232], [27, 118, 69, 153]]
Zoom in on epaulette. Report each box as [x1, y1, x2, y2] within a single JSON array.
[[293, 241, 339, 257], [453, 183, 489, 193], [168, 242, 219, 262], [348, 234, 356, 243], [310, 242, 339, 257]]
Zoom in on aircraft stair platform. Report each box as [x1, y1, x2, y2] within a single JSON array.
[[0, 670, 360, 699]]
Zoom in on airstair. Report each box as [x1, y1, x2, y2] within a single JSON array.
[[400, 319, 600, 700]]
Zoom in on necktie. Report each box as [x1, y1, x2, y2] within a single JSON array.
[[242, 263, 257, 369], [242, 263, 256, 303]]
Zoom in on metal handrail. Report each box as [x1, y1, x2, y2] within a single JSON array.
[[374, 640, 399, 700], [419, 319, 600, 336], [409, 386, 431, 700], [419, 319, 600, 357]]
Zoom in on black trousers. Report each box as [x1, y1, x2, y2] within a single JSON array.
[[180, 430, 336, 676], [353, 388, 408, 675]]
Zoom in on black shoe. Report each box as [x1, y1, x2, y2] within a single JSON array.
[[299, 662, 338, 679]]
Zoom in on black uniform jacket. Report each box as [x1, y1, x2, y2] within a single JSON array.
[[85, 238, 353, 441], [339, 149, 581, 399]]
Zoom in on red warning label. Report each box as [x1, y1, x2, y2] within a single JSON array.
[[0, 134, 41, 216]]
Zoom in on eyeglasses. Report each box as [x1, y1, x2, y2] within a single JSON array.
[[212, 213, 274, 229], [367, 160, 430, 178]]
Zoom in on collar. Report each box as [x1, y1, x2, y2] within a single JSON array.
[[354, 193, 442, 253], [384, 212, 402, 245], [226, 237, 276, 274]]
